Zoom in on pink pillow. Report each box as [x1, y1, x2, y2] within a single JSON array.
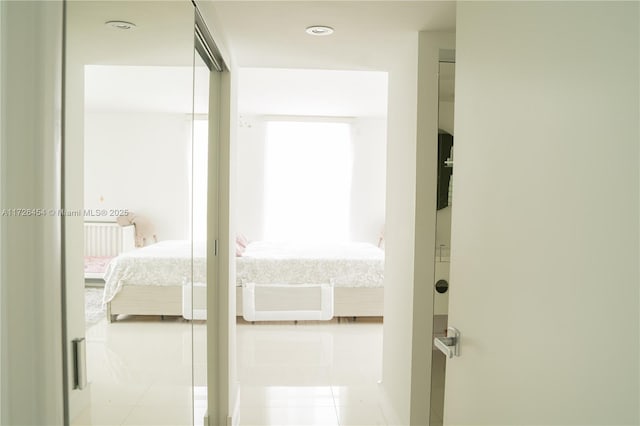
[[236, 234, 249, 248]]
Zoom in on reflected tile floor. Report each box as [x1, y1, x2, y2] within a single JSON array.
[[73, 316, 385, 426], [72, 316, 207, 426], [236, 318, 386, 426]]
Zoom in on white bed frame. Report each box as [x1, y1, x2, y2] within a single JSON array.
[[106, 241, 385, 321], [106, 285, 383, 322], [107, 285, 182, 321]]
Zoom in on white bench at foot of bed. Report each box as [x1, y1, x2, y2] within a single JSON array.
[[235, 286, 384, 318]]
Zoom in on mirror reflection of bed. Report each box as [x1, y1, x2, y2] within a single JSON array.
[[71, 2, 214, 424], [82, 59, 212, 322]]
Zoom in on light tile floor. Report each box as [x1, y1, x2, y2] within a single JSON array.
[[72, 316, 389, 426], [72, 316, 207, 426], [236, 318, 386, 425]]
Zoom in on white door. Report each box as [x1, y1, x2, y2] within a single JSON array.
[[441, 2, 639, 425]]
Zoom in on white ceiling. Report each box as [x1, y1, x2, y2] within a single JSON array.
[[67, 1, 195, 66], [220, 1, 455, 116], [210, 1, 456, 70], [74, 1, 455, 115]]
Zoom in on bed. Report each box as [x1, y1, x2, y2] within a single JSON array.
[[103, 240, 385, 322], [103, 240, 205, 321], [236, 241, 385, 319]]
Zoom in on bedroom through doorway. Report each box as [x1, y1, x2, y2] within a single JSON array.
[[234, 67, 389, 424]]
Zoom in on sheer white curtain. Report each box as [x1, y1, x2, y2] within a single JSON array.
[[264, 120, 352, 243]]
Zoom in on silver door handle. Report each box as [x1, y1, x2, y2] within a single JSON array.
[[434, 327, 460, 358]]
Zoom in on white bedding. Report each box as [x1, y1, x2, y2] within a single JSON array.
[[236, 241, 384, 288], [103, 240, 385, 304], [103, 240, 205, 303]]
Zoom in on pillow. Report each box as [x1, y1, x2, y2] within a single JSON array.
[[118, 212, 157, 247], [236, 234, 249, 257], [236, 233, 249, 248]]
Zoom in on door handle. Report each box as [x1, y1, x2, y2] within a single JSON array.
[[434, 326, 460, 358]]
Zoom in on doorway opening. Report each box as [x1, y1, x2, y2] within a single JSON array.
[[234, 67, 389, 425]]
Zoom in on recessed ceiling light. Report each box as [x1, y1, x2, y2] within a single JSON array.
[[305, 25, 334, 36], [105, 20, 137, 31]]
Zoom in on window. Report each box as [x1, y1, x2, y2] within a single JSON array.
[[264, 120, 352, 242]]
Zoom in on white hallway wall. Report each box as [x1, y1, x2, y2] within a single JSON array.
[[445, 2, 639, 424], [380, 31, 422, 425], [84, 111, 191, 241], [0, 1, 65, 424], [236, 116, 387, 244]]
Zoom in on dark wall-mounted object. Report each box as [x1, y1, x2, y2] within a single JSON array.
[[435, 279, 449, 294], [437, 131, 453, 210]]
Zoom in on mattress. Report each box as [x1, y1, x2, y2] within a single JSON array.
[[103, 240, 385, 305], [103, 240, 205, 303], [236, 241, 385, 288]]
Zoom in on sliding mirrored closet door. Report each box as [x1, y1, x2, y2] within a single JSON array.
[[64, 2, 205, 424], [430, 57, 455, 426], [188, 15, 216, 421]]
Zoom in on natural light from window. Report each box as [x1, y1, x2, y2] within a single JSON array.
[[264, 120, 352, 243]]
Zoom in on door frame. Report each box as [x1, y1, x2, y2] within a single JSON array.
[[193, 6, 237, 425], [410, 31, 455, 425]]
